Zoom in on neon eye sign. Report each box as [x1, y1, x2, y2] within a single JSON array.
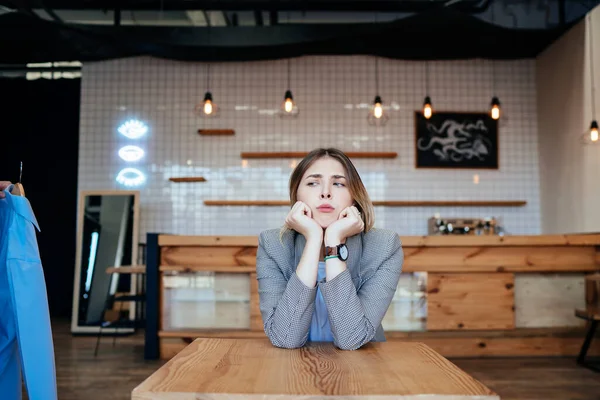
[[118, 119, 148, 139], [115, 168, 146, 187], [118, 145, 145, 162]]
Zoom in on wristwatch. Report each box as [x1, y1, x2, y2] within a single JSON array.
[[325, 243, 349, 261]]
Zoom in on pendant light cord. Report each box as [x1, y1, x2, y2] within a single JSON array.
[[491, 2, 496, 96], [425, 62, 430, 95], [287, 58, 291, 90], [374, 11, 379, 96], [375, 56, 379, 95], [207, 12, 211, 92], [206, 64, 210, 92], [590, 14, 596, 119]]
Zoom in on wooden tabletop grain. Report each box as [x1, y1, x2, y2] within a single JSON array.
[[132, 338, 499, 400]]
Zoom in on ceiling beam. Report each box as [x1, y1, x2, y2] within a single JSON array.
[[254, 10, 263, 26], [186, 10, 208, 26], [12, 0, 492, 13]]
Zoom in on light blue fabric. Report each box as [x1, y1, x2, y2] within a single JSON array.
[[308, 261, 334, 342], [0, 185, 57, 400]]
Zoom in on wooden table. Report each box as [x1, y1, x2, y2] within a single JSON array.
[[132, 338, 499, 400]]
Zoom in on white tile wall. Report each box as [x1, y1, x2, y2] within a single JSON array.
[[78, 55, 541, 242]]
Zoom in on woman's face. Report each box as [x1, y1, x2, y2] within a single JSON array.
[[296, 157, 354, 229]]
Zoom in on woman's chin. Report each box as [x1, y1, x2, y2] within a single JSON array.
[[314, 216, 336, 229]]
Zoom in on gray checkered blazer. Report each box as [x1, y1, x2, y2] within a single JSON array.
[[256, 227, 404, 350]]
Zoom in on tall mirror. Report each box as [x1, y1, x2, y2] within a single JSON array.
[[71, 190, 140, 334]]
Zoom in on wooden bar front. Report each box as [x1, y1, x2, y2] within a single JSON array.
[[147, 233, 600, 360], [133, 338, 499, 400]]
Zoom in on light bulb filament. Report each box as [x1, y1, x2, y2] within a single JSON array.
[[491, 105, 500, 120], [284, 98, 293, 113], [374, 103, 383, 119], [424, 104, 432, 119], [203, 100, 213, 115]]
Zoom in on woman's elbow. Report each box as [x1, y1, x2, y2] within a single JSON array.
[[334, 339, 367, 351], [265, 330, 307, 349], [334, 333, 371, 350], [274, 341, 305, 349], [270, 339, 306, 349], [334, 325, 376, 350]]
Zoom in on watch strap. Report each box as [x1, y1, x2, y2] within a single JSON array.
[[325, 245, 339, 256]]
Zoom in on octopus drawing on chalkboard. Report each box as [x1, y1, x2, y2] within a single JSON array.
[[414, 112, 498, 169]]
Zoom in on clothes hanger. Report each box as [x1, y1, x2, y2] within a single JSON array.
[[12, 161, 25, 197]]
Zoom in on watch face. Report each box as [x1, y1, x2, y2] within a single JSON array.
[[339, 244, 349, 260]]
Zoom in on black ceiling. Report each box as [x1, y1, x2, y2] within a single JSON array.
[[0, 2, 584, 64]]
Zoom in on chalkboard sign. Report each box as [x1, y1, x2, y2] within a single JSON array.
[[414, 111, 498, 169]]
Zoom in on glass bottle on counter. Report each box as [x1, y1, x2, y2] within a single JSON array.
[[475, 222, 484, 235]]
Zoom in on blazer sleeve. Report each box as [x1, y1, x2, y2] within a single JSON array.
[[319, 233, 403, 350], [255, 230, 317, 349]]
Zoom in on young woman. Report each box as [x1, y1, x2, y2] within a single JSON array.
[[256, 148, 404, 350]]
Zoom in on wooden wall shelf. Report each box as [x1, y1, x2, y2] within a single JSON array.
[[198, 129, 235, 136], [203, 200, 527, 207], [205, 200, 287, 206], [169, 177, 207, 183], [376, 200, 527, 207], [240, 152, 398, 159]]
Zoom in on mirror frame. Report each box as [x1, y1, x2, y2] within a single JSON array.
[[70, 190, 141, 334]]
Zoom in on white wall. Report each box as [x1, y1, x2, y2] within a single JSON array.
[[78, 55, 541, 241], [536, 5, 600, 234]]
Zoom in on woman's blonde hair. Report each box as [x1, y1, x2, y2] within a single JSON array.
[[280, 148, 375, 239]]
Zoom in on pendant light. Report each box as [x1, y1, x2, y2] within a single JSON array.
[[195, 16, 219, 118], [279, 59, 299, 118], [195, 64, 219, 117], [423, 61, 433, 119], [489, 4, 501, 120], [582, 13, 599, 145], [367, 56, 389, 126], [490, 96, 501, 120]]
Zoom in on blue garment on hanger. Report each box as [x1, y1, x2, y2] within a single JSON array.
[[0, 185, 57, 400], [308, 261, 334, 342]]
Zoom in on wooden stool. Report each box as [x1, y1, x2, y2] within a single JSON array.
[[575, 274, 600, 372]]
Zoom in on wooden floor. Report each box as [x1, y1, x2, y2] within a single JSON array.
[[30, 319, 600, 400]]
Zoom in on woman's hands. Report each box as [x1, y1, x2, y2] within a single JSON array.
[[286, 202, 364, 286], [324, 206, 364, 246], [0, 181, 12, 199], [286, 201, 324, 288], [285, 201, 323, 242]]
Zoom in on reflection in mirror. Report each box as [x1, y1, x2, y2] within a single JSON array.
[[71, 191, 140, 334]]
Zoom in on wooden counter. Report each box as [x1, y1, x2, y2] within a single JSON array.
[[133, 338, 499, 400], [144, 233, 600, 360]]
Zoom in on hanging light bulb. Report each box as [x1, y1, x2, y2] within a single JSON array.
[[280, 58, 299, 118], [582, 120, 599, 144], [195, 91, 219, 117], [367, 55, 389, 126], [423, 96, 433, 119], [590, 120, 599, 142], [280, 89, 299, 117], [203, 92, 213, 115], [490, 96, 501, 120], [367, 95, 389, 126], [194, 63, 219, 118], [284, 96, 293, 113], [373, 96, 383, 118], [581, 15, 598, 146], [423, 62, 433, 119]]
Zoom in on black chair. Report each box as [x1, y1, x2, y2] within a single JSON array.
[[94, 265, 146, 357], [575, 274, 600, 372]]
